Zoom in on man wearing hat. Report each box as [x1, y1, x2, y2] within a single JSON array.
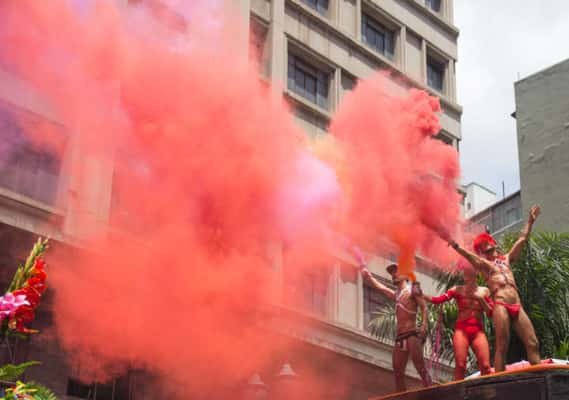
[[442, 205, 541, 372], [353, 248, 432, 392]]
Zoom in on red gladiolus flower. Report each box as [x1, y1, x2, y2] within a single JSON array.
[[33, 258, 46, 270], [26, 277, 47, 294], [33, 270, 47, 281], [14, 305, 35, 323]]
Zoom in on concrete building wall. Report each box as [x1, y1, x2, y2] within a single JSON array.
[[514, 58, 569, 233], [462, 182, 497, 219]]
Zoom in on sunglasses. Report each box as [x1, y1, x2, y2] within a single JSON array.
[[482, 246, 496, 255]]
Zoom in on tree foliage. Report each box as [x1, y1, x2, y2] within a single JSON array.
[[501, 231, 569, 361]]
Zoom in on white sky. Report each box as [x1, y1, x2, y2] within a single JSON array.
[[454, 0, 569, 196]]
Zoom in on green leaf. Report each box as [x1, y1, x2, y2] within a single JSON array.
[[24, 381, 58, 400], [0, 361, 41, 381]]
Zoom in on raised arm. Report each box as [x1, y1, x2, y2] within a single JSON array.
[[508, 205, 540, 264], [351, 245, 396, 300], [361, 268, 396, 300], [427, 287, 457, 304], [426, 225, 490, 273], [447, 240, 491, 274]]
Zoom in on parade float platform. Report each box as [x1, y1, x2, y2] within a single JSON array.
[[371, 365, 569, 400]]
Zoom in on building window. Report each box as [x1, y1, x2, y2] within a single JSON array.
[[287, 54, 330, 110], [341, 72, 357, 92], [285, 267, 329, 317], [425, 0, 441, 13], [427, 56, 445, 92], [301, 0, 329, 16], [250, 18, 269, 77], [0, 103, 64, 206], [294, 106, 329, 136], [67, 374, 131, 400], [363, 278, 392, 332], [361, 14, 395, 59], [434, 131, 453, 146]]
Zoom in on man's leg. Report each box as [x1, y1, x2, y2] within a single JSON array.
[[471, 332, 492, 375], [512, 307, 540, 365], [392, 343, 409, 392], [492, 305, 511, 372], [409, 336, 432, 387], [452, 329, 469, 380]]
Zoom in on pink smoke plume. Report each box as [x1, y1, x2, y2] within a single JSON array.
[[0, 0, 464, 396]]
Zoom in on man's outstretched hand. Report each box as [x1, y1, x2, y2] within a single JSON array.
[[360, 267, 372, 279], [351, 245, 366, 267], [529, 205, 541, 224]]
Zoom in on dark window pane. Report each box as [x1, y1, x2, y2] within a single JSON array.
[[67, 379, 94, 398], [434, 132, 453, 146], [362, 14, 394, 59], [287, 54, 329, 109], [295, 68, 305, 90], [285, 267, 329, 317], [0, 103, 64, 205], [95, 382, 115, 400], [316, 78, 329, 109], [427, 57, 444, 91], [425, 0, 441, 12], [363, 279, 392, 331], [302, 0, 328, 16]]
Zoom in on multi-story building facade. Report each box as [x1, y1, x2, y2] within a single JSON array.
[[513, 58, 569, 233], [0, 1, 461, 399], [468, 190, 523, 239]]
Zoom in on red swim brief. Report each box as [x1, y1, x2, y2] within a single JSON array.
[[493, 301, 521, 319], [455, 317, 484, 343]]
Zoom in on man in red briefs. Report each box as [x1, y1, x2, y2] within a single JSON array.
[[441, 205, 541, 372], [426, 265, 492, 380], [353, 248, 432, 391]]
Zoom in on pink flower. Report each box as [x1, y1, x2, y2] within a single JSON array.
[[0, 292, 30, 321]]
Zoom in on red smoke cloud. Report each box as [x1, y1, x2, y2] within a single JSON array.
[[0, 0, 464, 396], [330, 78, 462, 278]]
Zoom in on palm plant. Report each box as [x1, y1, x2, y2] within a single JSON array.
[[500, 231, 569, 362]]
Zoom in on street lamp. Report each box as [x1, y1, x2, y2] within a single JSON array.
[[272, 362, 300, 400], [243, 373, 269, 400]]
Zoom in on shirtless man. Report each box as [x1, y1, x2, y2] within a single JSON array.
[[441, 205, 541, 372], [353, 248, 432, 391], [427, 265, 493, 379]]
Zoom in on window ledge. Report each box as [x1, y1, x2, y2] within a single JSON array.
[[0, 187, 64, 217], [284, 89, 332, 121]]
